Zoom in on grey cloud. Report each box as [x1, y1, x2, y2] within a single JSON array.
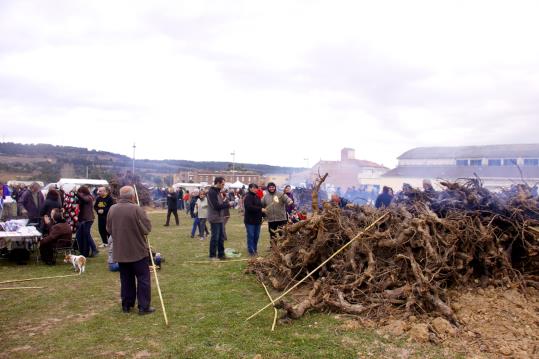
[[145, 12, 236, 45], [0, 75, 143, 112], [200, 37, 538, 144]]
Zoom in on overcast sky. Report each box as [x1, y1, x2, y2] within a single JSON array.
[[1, 0, 538, 168]]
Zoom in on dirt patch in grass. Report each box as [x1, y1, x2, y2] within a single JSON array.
[[5, 310, 102, 339], [443, 286, 539, 358], [338, 286, 539, 358]]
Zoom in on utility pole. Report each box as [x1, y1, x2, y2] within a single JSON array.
[[230, 150, 236, 181], [132, 143, 136, 176]]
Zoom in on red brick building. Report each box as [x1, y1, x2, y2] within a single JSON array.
[[174, 170, 261, 185]]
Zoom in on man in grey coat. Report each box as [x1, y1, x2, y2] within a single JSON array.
[[262, 182, 293, 240], [106, 186, 154, 314], [206, 177, 233, 260], [19, 182, 44, 225]]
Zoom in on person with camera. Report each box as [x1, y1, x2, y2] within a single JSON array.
[[76, 186, 98, 257], [94, 186, 115, 247], [164, 187, 179, 226], [206, 177, 233, 260]]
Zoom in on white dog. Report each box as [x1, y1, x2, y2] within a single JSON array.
[[64, 254, 86, 274]]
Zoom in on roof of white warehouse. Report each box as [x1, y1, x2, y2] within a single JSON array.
[[398, 144, 539, 160]]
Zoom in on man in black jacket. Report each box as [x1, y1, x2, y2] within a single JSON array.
[[206, 177, 232, 260], [94, 186, 115, 246], [243, 183, 263, 256], [164, 187, 179, 226]]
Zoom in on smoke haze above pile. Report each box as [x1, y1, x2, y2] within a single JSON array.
[[0, 0, 538, 167]]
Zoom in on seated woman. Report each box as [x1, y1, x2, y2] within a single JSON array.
[[39, 208, 73, 265], [40, 189, 62, 236]]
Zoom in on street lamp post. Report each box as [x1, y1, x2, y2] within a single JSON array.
[[230, 150, 236, 181], [132, 143, 136, 176]]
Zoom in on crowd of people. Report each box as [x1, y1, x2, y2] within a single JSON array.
[[145, 179, 406, 260], [0, 178, 435, 315], [0, 179, 420, 264], [0, 182, 116, 264]]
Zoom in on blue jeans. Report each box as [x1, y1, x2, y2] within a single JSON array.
[[245, 224, 261, 255], [209, 222, 225, 258], [198, 218, 208, 237], [191, 217, 200, 237]]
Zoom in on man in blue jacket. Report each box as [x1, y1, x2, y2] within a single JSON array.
[[375, 186, 393, 209]]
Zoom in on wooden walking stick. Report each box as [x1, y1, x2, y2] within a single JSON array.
[[0, 286, 44, 290], [0, 274, 79, 285], [260, 281, 278, 331], [134, 185, 169, 326], [246, 212, 388, 321], [184, 258, 250, 264]]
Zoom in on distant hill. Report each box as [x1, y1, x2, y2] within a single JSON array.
[[0, 142, 303, 184]]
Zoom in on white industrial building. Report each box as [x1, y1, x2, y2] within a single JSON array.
[[363, 144, 539, 191]]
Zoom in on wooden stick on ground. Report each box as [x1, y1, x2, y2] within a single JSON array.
[[260, 281, 278, 331], [0, 286, 44, 290], [184, 258, 250, 264], [134, 184, 169, 326], [246, 212, 389, 321], [0, 274, 79, 285]]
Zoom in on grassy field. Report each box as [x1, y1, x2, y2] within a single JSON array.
[[0, 210, 443, 358]]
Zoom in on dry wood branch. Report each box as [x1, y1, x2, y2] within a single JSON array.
[[0, 274, 79, 284], [0, 286, 44, 290], [260, 281, 279, 331], [247, 179, 539, 323], [312, 172, 329, 213]]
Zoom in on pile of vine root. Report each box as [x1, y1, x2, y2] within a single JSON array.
[[109, 172, 151, 205], [247, 179, 539, 324]]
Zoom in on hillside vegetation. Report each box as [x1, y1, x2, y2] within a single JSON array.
[[0, 142, 301, 185]]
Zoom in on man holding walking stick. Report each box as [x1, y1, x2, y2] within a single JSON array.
[[107, 186, 154, 314]]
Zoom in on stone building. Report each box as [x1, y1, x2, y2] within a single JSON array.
[[308, 148, 388, 189]]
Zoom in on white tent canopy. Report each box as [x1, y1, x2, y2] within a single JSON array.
[[7, 180, 44, 187], [228, 180, 246, 189], [172, 182, 205, 191], [56, 178, 109, 193], [40, 178, 109, 195], [57, 178, 109, 187]]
